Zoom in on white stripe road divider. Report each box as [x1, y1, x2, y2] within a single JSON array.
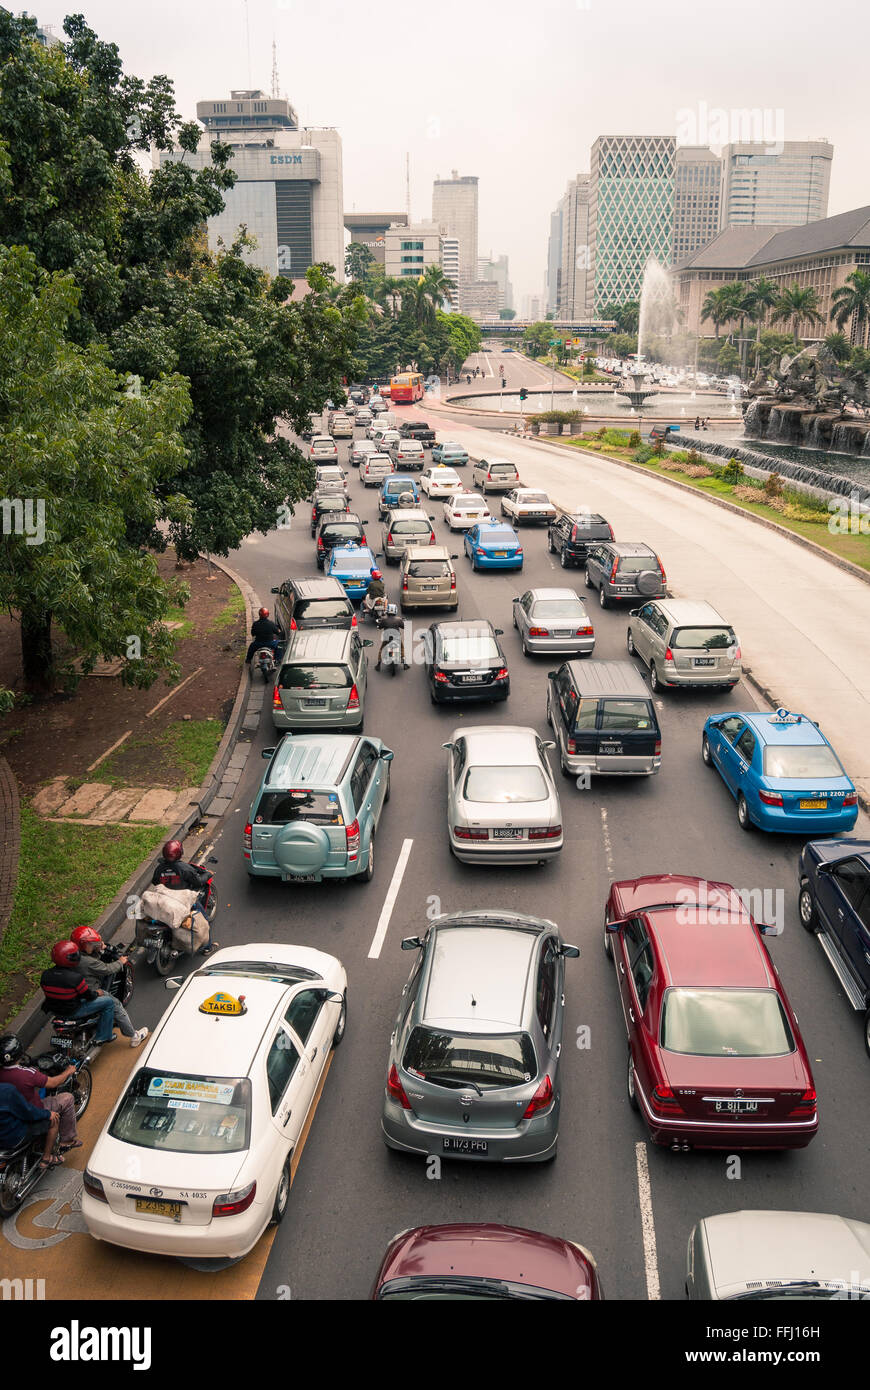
[[368, 838, 414, 960], [635, 1140, 661, 1300]]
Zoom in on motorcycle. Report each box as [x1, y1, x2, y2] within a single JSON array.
[[376, 615, 404, 677], [362, 594, 388, 624], [140, 876, 216, 976], [255, 645, 277, 680]]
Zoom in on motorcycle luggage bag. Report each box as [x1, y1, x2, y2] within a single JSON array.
[[138, 885, 199, 930]]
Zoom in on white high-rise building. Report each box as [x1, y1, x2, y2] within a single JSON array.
[[477, 253, 513, 312], [432, 171, 479, 300], [557, 176, 591, 318], [440, 237, 461, 308], [719, 140, 833, 228], [384, 221, 443, 280]]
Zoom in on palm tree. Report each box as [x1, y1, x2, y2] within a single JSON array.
[[771, 285, 824, 344], [830, 270, 870, 348], [742, 277, 779, 372], [374, 275, 404, 317], [419, 264, 456, 317], [701, 286, 736, 340]]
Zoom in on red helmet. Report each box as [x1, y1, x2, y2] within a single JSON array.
[[370, 569, 382, 580], [70, 925, 102, 947], [259, 607, 270, 618], [51, 940, 80, 967], [161, 839, 184, 862]]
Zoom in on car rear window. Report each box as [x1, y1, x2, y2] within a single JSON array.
[[762, 744, 844, 779], [440, 635, 501, 663], [402, 1026, 537, 1090], [279, 663, 352, 689], [660, 988, 794, 1057], [463, 766, 548, 803], [255, 790, 344, 826], [294, 598, 351, 622], [531, 599, 585, 619], [599, 699, 654, 731], [573, 697, 599, 731], [109, 1069, 252, 1154], [617, 556, 658, 574], [520, 492, 550, 504], [488, 463, 517, 474], [322, 524, 362, 543], [671, 626, 735, 650], [392, 519, 430, 534], [409, 560, 449, 578], [335, 554, 373, 573], [482, 529, 516, 545]]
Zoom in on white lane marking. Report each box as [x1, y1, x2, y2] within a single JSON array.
[[600, 806, 614, 879], [368, 838, 414, 959], [635, 1141, 661, 1300]]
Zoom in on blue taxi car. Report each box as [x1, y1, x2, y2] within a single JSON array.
[[702, 707, 858, 834], [431, 441, 469, 467], [326, 544, 378, 602], [463, 521, 523, 571]]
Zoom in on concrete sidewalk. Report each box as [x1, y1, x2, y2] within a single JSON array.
[[427, 407, 870, 804]]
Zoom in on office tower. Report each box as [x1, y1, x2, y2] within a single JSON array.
[[720, 140, 833, 228], [432, 171, 479, 295], [588, 135, 676, 310], [557, 176, 592, 317], [672, 146, 721, 263]]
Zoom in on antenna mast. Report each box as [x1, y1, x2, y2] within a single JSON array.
[[271, 38, 279, 98], [405, 152, 411, 218]]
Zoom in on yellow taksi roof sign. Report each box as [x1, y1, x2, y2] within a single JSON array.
[[199, 991, 247, 1017]]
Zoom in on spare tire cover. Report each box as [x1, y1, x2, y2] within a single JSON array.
[[636, 569, 661, 596], [274, 822, 331, 874]]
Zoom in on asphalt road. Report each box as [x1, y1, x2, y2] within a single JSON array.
[[195, 401, 870, 1302]]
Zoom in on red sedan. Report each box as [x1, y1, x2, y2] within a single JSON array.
[[371, 1223, 602, 1300], [604, 874, 818, 1151]]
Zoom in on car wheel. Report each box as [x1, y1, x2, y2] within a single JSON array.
[[626, 629, 635, 656], [599, 585, 609, 610], [798, 883, 818, 933], [547, 532, 555, 553], [560, 549, 569, 568], [736, 792, 752, 832], [701, 733, 713, 767], [584, 567, 594, 589], [864, 1007, 870, 1061], [270, 1161, 291, 1225], [384, 767, 391, 802], [626, 1050, 639, 1112], [649, 663, 660, 692], [522, 634, 529, 656], [332, 989, 348, 1048], [603, 922, 612, 958]]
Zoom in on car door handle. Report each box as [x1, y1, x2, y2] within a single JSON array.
[[555, 1042, 562, 1059], [837, 909, 844, 918], [282, 1110, 293, 1127], [309, 1046, 318, 1061], [619, 963, 625, 975], [628, 1008, 635, 1023]]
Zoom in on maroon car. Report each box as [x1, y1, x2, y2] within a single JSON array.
[[604, 874, 818, 1152], [371, 1223, 602, 1300]]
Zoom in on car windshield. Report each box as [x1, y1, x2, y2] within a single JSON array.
[[440, 635, 500, 663], [279, 664, 351, 689], [531, 600, 585, 619], [617, 556, 657, 574], [660, 988, 795, 1057], [762, 744, 845, 779], [409, 560, 449, 578], [599, 700, 653, 731], [463, 766, 548, 803], [255, 790, 344, 825], [403, 1027, 537, 1089], [294, 599, 350, 621], [672, 626, 735, 650], [109, 1069, 252, 1154]]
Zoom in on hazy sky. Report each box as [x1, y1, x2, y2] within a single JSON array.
[[37, 0, 870, 303]]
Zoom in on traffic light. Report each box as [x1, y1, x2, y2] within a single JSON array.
[[519, 387, 528, 402]]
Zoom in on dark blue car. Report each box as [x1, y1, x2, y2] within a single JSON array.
[[799, 839, 870, 1057]]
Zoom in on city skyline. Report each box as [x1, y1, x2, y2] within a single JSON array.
[[32, 0, 870, 302]]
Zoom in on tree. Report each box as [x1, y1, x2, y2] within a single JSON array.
[[345, 242, 374, 284], [756, 329, 796, 367], [743, 277, 780, 372], [0, 245, 192, 696], [701, 285, 738, 340], [419, 264, 455, 318], [830, 270, 870, 347], [771, 285, 824, 343], [522, 321, 555, 358], [499, 308, 516, 320], [716, 342, 740, 374], [823, 332, 853, 364]]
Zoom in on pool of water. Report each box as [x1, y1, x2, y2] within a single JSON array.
[[450, 390, 731, 418], [717, 434, 870, 489]]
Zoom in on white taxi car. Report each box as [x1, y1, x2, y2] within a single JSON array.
[[82, 944, 347, 1259], [420, 466, 462, 499], [500, 488, 557, 526], [443, 492, 492, 531]]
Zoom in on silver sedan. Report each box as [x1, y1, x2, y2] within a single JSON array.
[[443, 725, 563, 865], [512, 588, 595, 657]]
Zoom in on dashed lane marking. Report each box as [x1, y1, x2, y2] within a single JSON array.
[[635, 1141, 661, 1300], [368, 838, 414, 959]]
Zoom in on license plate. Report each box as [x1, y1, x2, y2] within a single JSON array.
[[421, 585, 438, 591], [800, 799, 827, 809], [304, 698, 328, 707], [49, 1036, 71, 1049], [600, 743, 623, 755], [145, 935, 164, 948], [443, 1138, 488, 1153], [459, 674, 485, 683], [493, 551, 508, 557], [493, 829, 523, 840], [282, 872, 317, 882], [693, 657, 715, 666], [553, 630, 571, 638], [715, 1100, 758, 1114], [134, 1198, 182, 1220]]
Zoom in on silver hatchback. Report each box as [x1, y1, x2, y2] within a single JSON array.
[[627, 599, 741, 693], [512, 587, 595, 657], [382, 911, 579, 1163]]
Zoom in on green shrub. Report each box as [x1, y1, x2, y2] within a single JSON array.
[[633, 445, 655, 463], [720, 458, 744, 485], [764, 471, 783, 498], [628, 430, 641, 448]]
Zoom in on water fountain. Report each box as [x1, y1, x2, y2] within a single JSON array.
[[618, 366, 659, 409]]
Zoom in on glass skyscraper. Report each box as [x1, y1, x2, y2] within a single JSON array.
[[588, 135, 676, 310]]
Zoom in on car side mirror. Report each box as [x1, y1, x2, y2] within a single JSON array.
[[428, 515, 435, 521], [380, 749, 394, 761], [758, 923, 779, 937], [494, 628, 504, 636], [605, 918, 627, 933], [629, 608, 639, 617], [270, 586, 279, 594], [450, 553, 459, 559], [164, 976, 184, 990], [816, 861, 833, 875], [441, 741, 454, 750], [362, 639, 373, 648], [561, 944, 580, 958], [261, 747, 277, 759], [547, 670, 557, 680], [543, 740, 556, 750], [401, 936, 422, 951]]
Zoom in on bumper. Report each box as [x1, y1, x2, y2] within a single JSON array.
[[432, 681, 510, 704], [751, 803, 859, 834], [381, 1100, 559, 1163], [658, 665, 741, 688], [271, 710, 363, 732], [524, 635, 595, 656], [82, 1193, 271, 1259], [450, 832, 563, 864], [402, 593, 458, 609], [634, 1081, 818, 1150], [604, 586, 665, 603], [246, 859, 355, 881], [472, 554, 523, 570], [563, 751, 661, 776]]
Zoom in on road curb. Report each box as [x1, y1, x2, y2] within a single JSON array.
[[6, 554, 257, 1049]]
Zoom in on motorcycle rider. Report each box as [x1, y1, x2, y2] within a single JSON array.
[[69, 927, 147, 1048], [0, 1081, 61, 1169], [0, 1034, 81, 1153], [362, 568, 387, 620], [375, 603, 409, 670], [39, 941, 116, 1045], [245, 608, 285, 666], [151, 840, 215, 954]]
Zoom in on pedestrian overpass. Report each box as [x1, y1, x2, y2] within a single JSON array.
[[469, 320, 618, 338]]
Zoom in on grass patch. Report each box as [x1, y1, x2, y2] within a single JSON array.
[[164, 604, 194, 641], [208, 587, 245, 633], [0, 805, 168, 1026], [87, 717, 223, 788], [555, 436, 870, 573]]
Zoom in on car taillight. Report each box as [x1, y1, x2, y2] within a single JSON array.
[[402, 575, 408, 590], [607, 523, 614, 539], [434, 671, 449, 683], [789, 1087, 817, 1115], [351, 612, 358, 628], [650, 1085, 683, 1114], [664, 646, 675, 664], [515, 548, 523, 556], [654, 739, 661, 756], [213, 1182, 257, 1218], [759, 789, 783, 806], [734, 645, 742, 661], [83, 1170, 107, 1203], [529, 627, 550, 637], [450, 575, 456, 589], [290, 618, 297, 631], [476, 547, 485, 556], [566, 736, 577, 753], [348, 683, 360, 710], [243, 822, 252, 856], [844, 793, 858, 807], [361, 533, 367, 544], [487, 471, 493, 479], [658, 558, 667, 583], [495, 668, 508, 681], [576, 625, 594, 636], [609, 559, 619, 582], [522, 1074, 553, 1119], [387, 1064, 411, 1110], [429, 532, 436, 544], [272, 685, 282, 709], [317, 537, 324, 549], [345, 818, 360, 861], [387, 533, 393, 545], [453, 826, 488, 840], [529, 825, 561, 840]]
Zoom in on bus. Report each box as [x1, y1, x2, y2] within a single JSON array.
[[389, 372, 424, 404]]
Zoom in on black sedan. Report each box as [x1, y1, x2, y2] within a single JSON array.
[[424, 619, 509, 704], [310, 488, 349, 536], [315, 512, 371, 570]]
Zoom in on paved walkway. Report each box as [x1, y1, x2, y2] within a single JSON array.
[[427, 402, 870, 806], [30, 778, 199, 826]]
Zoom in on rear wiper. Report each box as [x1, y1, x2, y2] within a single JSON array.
[[419, 1074, 483, 1095]]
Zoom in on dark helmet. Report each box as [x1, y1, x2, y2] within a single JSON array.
[[0, 1034, 23, 1065], [258, 607, 270, 619], [70, 925, 102, 947], [161, 839, 183, 862], [51, 940, 80, 968]]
